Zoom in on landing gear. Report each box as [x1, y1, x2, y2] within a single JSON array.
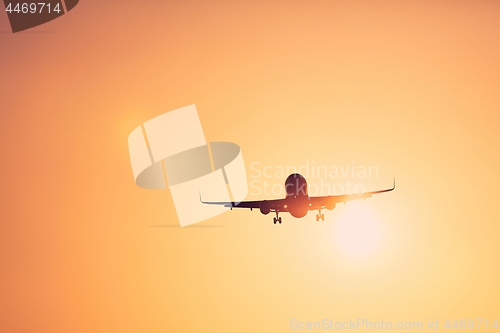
[[273, 211, 282, 224], [316, 209, 325, 221]]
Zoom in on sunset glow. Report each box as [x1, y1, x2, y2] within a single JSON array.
[[334, 201, 382, 257], [1, 1, 499, 332]]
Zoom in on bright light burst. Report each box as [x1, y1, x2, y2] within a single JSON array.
[[334, 201, 382, 257]]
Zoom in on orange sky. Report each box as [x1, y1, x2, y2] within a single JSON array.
[[1, 1, 499, 332]]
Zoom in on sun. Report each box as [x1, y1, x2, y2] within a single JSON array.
[[333, 201, 382, 257]]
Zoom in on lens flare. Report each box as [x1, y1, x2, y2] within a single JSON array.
[[334, 201, 382, 257]]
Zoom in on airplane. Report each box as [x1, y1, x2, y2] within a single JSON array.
[[200, 173, 395, 224]]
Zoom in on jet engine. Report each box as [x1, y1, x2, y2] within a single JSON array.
[[260, 200, 270, 215], [326, 202, 336, 210]]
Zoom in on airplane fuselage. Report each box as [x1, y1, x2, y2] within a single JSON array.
[[260, 173, 310, 218], [284, 173, 310, 218]]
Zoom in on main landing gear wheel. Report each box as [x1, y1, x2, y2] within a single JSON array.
[[273, 212, 282, 224], [316, 210, 325, 221]]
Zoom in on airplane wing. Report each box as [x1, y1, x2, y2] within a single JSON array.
[[200, 179, 394, 213], [307, 179, 395, 211], [199, 194, 286, 212]]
